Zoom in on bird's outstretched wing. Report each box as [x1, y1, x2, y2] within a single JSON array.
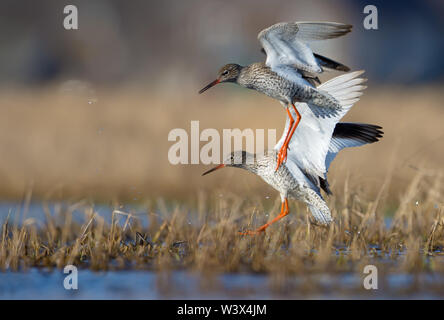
[[275, 71, 367, 180], [326, 123, 383, 170], [258, 21, 352, 75]]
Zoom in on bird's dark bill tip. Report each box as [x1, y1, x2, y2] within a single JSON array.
[[202, 164, 225, 176], [198, 79, 220, 94]]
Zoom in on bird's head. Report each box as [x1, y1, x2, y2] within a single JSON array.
[[202, 151, 256, 176], [198, 64, 242, 94]]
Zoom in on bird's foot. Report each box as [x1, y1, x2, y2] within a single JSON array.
[[238, 226, 268, 236], [239, 230, 264, 236]]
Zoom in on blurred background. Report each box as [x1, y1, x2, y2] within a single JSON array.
[[0, 0, 443, 204]]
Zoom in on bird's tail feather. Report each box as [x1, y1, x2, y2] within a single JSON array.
[[304, 189, 333, 225], [308, 203, 332, 226]]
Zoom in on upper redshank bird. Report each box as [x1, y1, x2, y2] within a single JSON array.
[[202, 71, 383, 232], [199, 21, 353, 170]]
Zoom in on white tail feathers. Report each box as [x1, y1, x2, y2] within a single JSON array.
[[299, 189, 333, 225], [308, 203, 333, 226]]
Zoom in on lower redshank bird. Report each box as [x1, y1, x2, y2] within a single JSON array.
[[202, 71, 383, 232], [199, 21, 353, 170]]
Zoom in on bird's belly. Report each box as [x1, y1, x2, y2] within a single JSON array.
[[240, 69, 296, 103], [258, 163, 298, 196], [252, 78, 295, 103], [289, 185, 309, 201]]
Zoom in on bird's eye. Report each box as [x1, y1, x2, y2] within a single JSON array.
[[222, 70, 229, 76]]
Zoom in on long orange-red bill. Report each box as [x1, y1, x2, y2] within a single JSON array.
[[198, 79, 220, 94], [202, 164, 225, 176]]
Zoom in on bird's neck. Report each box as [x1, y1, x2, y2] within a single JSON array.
[[237, 63, 266, 88], [237, 156, 260, 174], [236, 65, 252, 87]]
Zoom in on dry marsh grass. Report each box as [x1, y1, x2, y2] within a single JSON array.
[[0, 168, 443, 295]]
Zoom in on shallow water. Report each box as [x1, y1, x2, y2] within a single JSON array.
[[0, 269, 271, 299], [1, 268, 444, 299], [0, 201, 150, 227]]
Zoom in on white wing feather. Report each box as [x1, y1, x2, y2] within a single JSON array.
[[324, 137, 366, 171], [325, 123, 383, 170], [289, 21, 353, 41], [275, 71, 367, 180], [258, 21, 352, 74]]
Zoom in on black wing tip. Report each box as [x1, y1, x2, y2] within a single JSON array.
[[333, 123, 384, 144], [313, 53, 350, 72], [319, 177, 333, 195], [335, 65, 351, 72]]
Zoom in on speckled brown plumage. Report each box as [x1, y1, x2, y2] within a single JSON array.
[[237, 62, 340, 111]]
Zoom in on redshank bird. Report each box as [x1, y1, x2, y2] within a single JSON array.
[[202, 71, 383, 232], [199, 21, 353, 170]]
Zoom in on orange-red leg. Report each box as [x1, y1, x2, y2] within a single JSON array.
[[276, 103, 301, 171], [276, 107, 294, 170], [285, 103, 301, 149], [240, 198, 289, 235]]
